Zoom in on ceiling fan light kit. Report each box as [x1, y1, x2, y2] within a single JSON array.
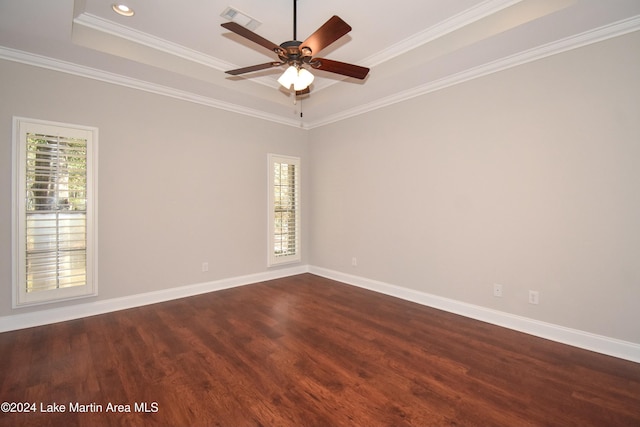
[[221, 0, 369, 97], [278, 65, 315, 91]]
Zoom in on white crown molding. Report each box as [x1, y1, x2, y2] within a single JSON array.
[[362, 0, 523, 68], [0, 265, 310, 333], [73, 1, 523, 97], [308, 266, 640, 364], [2, 15, 638, 130], [306, 15, 640, 129], [74, 12, 235, 71], [310, 0, 524, 95], [0, 47, 301, 128], [73, 12, 281, 91]]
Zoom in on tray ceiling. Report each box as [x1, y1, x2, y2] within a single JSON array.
[[1, 0, 639, 128]]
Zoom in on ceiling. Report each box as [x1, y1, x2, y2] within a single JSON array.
[[1, 0, 639, 129]]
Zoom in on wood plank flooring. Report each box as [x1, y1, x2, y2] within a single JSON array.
[[1, 273, 639, 426]]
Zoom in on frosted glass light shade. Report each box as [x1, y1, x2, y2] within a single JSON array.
[[277, 66, 298, 89], [294, 68, 314, 91], [278, 66, 314, 91]]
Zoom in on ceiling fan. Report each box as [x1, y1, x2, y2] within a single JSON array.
[[221, 0, 369, 96]]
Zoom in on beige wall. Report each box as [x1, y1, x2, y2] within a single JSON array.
[[0, 60, 309, 317], [308, 31, 640, 343], [1, 31, 638, 345]]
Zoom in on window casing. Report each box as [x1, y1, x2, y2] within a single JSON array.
[[12, 117, 98, 307], [268, 154, 301, 266]]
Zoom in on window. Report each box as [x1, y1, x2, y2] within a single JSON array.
[[12, 117, 98, 307], [268, 154, 300, 266]]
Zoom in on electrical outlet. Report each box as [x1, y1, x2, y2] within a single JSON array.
[[529, 290, 539, 305], [351, 257, 357, 267], [493, 283, 503, 297], [202, 262, 209, 272]]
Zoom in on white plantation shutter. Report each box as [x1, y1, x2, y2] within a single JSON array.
[[268, 154, 301, 266], [13, 118, 98, 306]]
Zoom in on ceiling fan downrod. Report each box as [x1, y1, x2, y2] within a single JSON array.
[[293, 0, 297, 41]]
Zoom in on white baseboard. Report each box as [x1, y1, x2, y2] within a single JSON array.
[[3, 264, 638, 364], [309, 266, 640, 364], [0, 265, 309, 333]]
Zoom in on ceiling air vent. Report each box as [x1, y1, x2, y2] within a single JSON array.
[[220, 7, 261, 31]]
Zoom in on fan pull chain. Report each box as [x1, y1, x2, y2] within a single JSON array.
[[299, 98, 304, 127]]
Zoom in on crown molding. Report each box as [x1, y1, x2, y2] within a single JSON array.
[[2, 15, 638, 130], [311, 0, 524, 95], [73, 12, 281, 91], [0, 47, 301, 128], [72, 1, 523, 96], [362, 0, 523, 68], [74, 12, 234, 71], [306, 15, 640, 129], [72, 11, 332, 95]]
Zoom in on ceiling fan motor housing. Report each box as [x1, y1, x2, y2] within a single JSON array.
[[277, 40, 312, 66]]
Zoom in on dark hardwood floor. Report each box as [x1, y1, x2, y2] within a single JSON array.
[[1, 273, 639, 426]]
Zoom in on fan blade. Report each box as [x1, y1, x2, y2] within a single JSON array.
[[301, 16, 351, 56], [225, 62, 283, 75], [221, 22, 282, 54], [311, 58, 369, 80]]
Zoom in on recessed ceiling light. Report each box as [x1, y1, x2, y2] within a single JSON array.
[[112, 4, 135, 17]]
